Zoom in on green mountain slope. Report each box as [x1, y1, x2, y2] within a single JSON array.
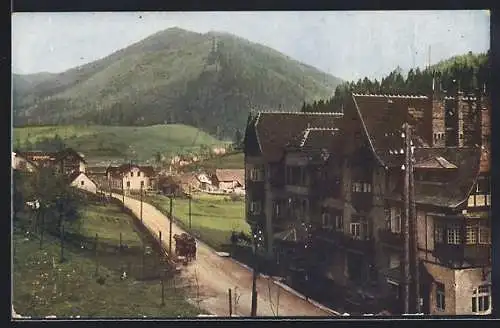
[[13, 124, 226, 163], [13, 28, 343, 138]]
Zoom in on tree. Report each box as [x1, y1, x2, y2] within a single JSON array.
[[233, 129, 243, 149], [154, 152, 162, 168]]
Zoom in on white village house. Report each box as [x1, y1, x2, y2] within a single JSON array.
[[106, 164, 156, 192], [69, 172, 98, 194], [11, 152, 37, 172]]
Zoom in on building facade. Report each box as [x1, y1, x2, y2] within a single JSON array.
[[106, 164, 156, 192], [243, 87, 491, 315]]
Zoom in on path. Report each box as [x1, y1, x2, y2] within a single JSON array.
[[112, 193, 333, 317]]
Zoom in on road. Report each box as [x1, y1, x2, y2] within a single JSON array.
[[112, 193, 332, 317]]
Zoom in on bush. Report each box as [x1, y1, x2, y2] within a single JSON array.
[[229, 193, 242, 202]]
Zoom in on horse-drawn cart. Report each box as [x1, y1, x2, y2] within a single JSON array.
[[173, 233, 197, 264]]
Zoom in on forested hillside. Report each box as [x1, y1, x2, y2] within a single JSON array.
[[13, 28, 343, 139], [301, 51, 489, 113]]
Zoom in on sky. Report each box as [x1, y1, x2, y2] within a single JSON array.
[[12, 11, 490, 81]]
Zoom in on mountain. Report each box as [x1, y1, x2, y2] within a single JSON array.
[[13, 27, 343, 138]]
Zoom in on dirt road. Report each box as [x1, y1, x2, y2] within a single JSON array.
[[112, 193, 332, 317]]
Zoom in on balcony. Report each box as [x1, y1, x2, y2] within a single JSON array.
[[246, 212, 266, 227], [434, 243, 491, 267], [342, 235, 375, 254], [314, 229, 374, 254], [378, 229, 403, 249]]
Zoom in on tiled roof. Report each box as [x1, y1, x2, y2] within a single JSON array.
[[18, 151, 58, 162], [215, 169, 245, 185], [351, 93, 432, 168], [87, 166, 108, 175], [56, 148, 86, 163], [414, 156, 457, 169], [286, 127, 343, 152], [250, 111, 344, 162], [387, 147, 481, 208], [107, 164, 156, 177]]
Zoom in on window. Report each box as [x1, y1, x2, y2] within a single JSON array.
[[436, 283, 446, 311], [249, 166, 264, 181], [466, 225, 477, 244], [250, 201, 261, 215], [352, 182, 362, 192], [435, 224, 444, 244], [273, 201, 280, 218], [391, 208, 401, 233], [131, 172, 134, 177], [81, 180, 84, 186], [447, 224, 461, 245], [363, 183, 372, 193], [388, 254, 400, 269], [479, 226, 491, 244], [335, 214, 343, 231], [384, 207, 391, 230], [350, 222, 361, 239], [472, 285, 491, 313], [126, 181, 130, 188], [322, 213, 333, 230], [140, 181, 144, 187]]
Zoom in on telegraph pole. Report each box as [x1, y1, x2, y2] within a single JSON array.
[[409, 128, 421, 313], [140, 182, 143, 222], [188, 184, 192, 229], [169, 196, 173, 256], [122, 178, 125, 207], [402, 123, 411, 314], [250, 229, 258, 316]]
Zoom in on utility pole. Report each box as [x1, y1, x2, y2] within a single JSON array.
[[188, 184, 192, 229], [169, 196, 173, 256], [122, 177, 125, 207], [409, 128, 421, 313], [140, 182, 143, 222], [250, 229, 258, 316], [402, 123, 411, 314]]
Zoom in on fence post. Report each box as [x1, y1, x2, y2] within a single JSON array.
[[39, 209, 45, 250], [95, 233, 99, 276], [228, 288, 233, 317], [142, 244, 146, 280], [161, 278, 165, 306], [60, 222, 65, 263]]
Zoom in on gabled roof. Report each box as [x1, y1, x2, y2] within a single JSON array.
[[414, 156, 458, 169], [107, 164, 155, 177], [351, 93, 431, 168], [68, 171, 98, 186], [87, 166, 108, 175], [246, 111, 344, 162], [215, 169, 245, 185], [18, 151, 58, 162], [387, 147, 482, 208], [56, 148, 86, 163]]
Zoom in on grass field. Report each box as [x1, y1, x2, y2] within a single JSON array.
[[13, 198, 203, 318], [145, 193, 250, 250], [13, 124, 227, 162], [184, 151, 244, 170]]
